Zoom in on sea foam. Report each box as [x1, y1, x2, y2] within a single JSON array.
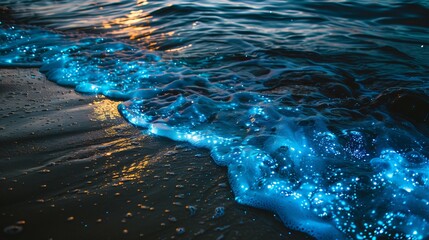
[[1, 24, 428, 239]]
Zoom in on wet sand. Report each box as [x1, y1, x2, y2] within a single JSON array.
[[0, 68, 310, 239]]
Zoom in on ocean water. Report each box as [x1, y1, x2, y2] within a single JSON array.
[[0, 0, 428, 239]]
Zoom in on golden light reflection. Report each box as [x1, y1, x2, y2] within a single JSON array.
[[165, 44, 193, 53], [100, 137, 152, 186], [89, 95, 153, 185], [119, 156, 150, 181], [100, 0, 174, 50], [137, 0, 149, 6], [90, 97, 121, 122], [103, 9, 154, 41]]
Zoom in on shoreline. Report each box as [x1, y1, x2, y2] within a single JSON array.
[[0, 68, 309, 239]]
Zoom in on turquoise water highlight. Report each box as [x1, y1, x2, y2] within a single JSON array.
[[1, 1, 428, 239]]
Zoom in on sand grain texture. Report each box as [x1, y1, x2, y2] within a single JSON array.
[[0, 68, 308, 240]]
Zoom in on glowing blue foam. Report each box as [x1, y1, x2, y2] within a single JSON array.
[[1, 23, 428, 240]]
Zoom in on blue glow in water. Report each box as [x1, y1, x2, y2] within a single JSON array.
[[1, 23, 428, 240], [212, 207, 225, 219]]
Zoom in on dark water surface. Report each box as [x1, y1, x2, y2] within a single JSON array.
[[0, 0, 428, 239]]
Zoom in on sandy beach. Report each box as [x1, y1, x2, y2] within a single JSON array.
[[0, 68, 309, 239]]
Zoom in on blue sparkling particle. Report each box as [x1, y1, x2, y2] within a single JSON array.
[[0, 24, 428, 240]]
